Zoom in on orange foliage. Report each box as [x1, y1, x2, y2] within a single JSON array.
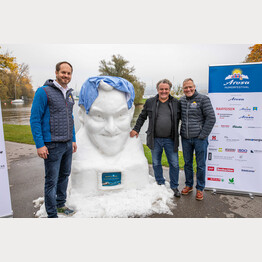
[[245, 44, 262, 62]]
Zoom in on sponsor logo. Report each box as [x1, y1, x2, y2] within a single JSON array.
[[232, 125, 242, 128], [221, 125, 230, 128], [225, 69, 249, 81], [240, 107, 251, 111], [214, 155, 234, 160], [68, 95, 74, 103], [238, 149, 248, 153], [209, 147, 217, 151], [217, 113, 233, 119], [216, 107, 235, 111], [208, 153, 212, 160], [245, 138, 262, 142], [225, 148, 236, 152], [250, 150, 262, 154], [218, 148, 223, 152], [224, 69, 250, 88], [228, 97, 244, 101], [207, 177, 224, 182], [253, 107, 258, 111], [228, 178, 235, 184], [239, 115, 254, 120], [0, 164, 5, 169], [211, 136, 218, 141], [190, 102, 198, 108], [247, 126, 262, 129], [235, 155, 247, 162], [208, 166, 215, 171], [217, 167, 234, 172], [225, 137, 240, 142], [241, 169, 255, 173]]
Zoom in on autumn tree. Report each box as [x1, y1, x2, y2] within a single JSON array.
[[171, 84, 184, 98], [244, 44, 262, 62], [0, 46, 34, 101], [99, 54, 145, 105]]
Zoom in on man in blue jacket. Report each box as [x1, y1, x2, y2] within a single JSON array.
[[30, 61, 77, 218]]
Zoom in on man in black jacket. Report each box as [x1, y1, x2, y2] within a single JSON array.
[[130, 79, 181, 197], [179, 78, 216, 200]]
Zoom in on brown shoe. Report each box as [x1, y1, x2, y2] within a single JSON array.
[[181, 186, 193, 195], [196, 190, 203, 201]]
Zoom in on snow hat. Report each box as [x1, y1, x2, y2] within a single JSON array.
[[78, 76, 135, 114]]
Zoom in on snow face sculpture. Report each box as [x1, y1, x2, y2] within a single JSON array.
[[69, 78, 149, 197]]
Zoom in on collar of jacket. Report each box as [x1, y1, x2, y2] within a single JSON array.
[[43, 79, 73, 96]]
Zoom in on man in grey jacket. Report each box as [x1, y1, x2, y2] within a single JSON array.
[[179, 78, 215, 200]]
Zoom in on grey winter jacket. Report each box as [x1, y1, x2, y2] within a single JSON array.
[[179, 90, 216, 139]]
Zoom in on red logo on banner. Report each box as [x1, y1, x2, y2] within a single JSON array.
[[207, 177, 221, 181], [217, 167, 234, 172], [208, 166, 215, 171]]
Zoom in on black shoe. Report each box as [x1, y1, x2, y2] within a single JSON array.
[[157, 182, 165, 185], [172, 188, 181, 197]]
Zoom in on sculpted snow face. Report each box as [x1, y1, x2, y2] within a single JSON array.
[[84, 82, 133, 155], [68, 78, 149, 198]]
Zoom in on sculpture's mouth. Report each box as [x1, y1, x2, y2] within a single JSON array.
[[101, 134, 121, 137]]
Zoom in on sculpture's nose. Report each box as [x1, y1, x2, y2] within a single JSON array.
[[104, 116, 118, 136]]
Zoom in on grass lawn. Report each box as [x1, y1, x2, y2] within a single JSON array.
[[3, 124, 196, 171], [3, 124, 35, 145], [143, 144, 197, 171]]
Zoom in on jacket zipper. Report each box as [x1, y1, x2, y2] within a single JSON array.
[[186, 100, 190, 138]]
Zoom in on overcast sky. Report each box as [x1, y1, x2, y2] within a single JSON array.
[[0, 44, 251, 94]]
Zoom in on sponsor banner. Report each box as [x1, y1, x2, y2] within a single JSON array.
[[209, 63, 262, 93], [0, 105, 13, 217], [206, 63, 262, 194]]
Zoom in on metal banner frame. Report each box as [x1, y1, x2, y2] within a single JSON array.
[[0, 103, 13, 217], [205, 62, 262, 198]]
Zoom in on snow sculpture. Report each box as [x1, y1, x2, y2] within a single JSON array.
[[69, 77, 149, 197]]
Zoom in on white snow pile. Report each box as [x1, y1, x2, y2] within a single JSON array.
[[33, 178, 176, 218]]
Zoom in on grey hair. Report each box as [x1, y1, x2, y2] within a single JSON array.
[[156, 79, 172, 89], [183, 78, 195, 85]]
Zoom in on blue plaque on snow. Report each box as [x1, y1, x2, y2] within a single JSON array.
[[102, 172, 121, 186]]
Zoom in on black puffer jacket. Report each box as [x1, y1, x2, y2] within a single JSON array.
[[133, 95, 180, 152], [179, 90, 216, 139]]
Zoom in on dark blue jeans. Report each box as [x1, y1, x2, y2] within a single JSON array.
[[181, 137, 208, 191], [44, 140, 73, 218], [151, 138, 179, 189]]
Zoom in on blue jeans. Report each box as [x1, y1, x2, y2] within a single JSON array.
[[44, 140, 73, 218], [151, 138, 179, 189], [181, 137, 208, 191]]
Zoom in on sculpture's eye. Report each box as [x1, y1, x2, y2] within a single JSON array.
[[92, 113, 105, 122]]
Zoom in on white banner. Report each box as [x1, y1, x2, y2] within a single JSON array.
[[0, 105, 13, 217], [206, 63, 262, 195]]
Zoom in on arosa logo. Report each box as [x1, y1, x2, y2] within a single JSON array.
[[224, 69, 250, 86], [228, 97, 244, 102], [239, 115, 254, 120]]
